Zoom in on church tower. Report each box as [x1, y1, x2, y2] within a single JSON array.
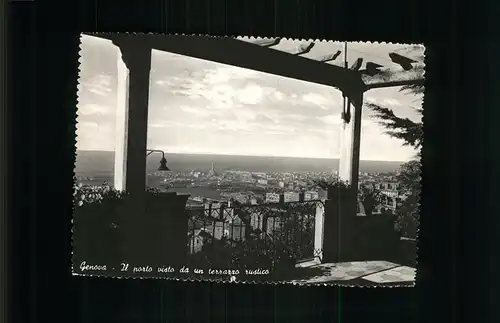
[[207, 161, 217, 177]]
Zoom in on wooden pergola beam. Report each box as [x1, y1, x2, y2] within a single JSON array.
[[84, 33, 365, 94], [362, 64, 425, 90], [366, 78, 425, 90]]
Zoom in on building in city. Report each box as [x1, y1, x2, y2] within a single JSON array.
[[257, 178, 268, 185], [265, 192, 282, 204], [283, 191, 304, 203], [238, 195, 251, 204], [304, 191, 320, 201], [297, 180, 307, 187]]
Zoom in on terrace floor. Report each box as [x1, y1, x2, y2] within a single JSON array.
[[291, 260, 416, 286]]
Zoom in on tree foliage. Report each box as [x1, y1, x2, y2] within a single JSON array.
[[396, 160, 422, 194], [73, 182, 162, 208], [367, 72, 424, 238], [358, 185, 383, 216], [73, 182, 127, 208]]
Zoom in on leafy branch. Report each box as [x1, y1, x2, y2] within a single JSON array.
[[366, 103, 423, 150]]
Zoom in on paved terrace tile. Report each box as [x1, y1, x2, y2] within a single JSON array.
[[361, 266, 416, 284], [292, 261, 406, 284]]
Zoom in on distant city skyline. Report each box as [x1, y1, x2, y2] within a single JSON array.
[[76, 149, 409, 163], [74, 150, 406, 176], [77, 35, 424, 162]]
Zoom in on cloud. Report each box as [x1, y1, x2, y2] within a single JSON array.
[[76, 122, 114, 151], [318, 115, 342, 125], [202, 66, 260, 84], [179, 105, 210, 117], [216, 119, 252, 131], [301, 93, 330, 108], [283, 113, 309, 121], [258, 123, 296, 135], [157, 77, 267, 109], [382, 98, 401, 106], [254, 114, 278, 124], [237, 84, 265, 105], [149, 120, 210, 130], [78, 103, 112, 116], [233, 107, 258, 121], [272, 91, 286, 101]]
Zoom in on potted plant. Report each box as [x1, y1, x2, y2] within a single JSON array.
[[314, 179, 352, 200], [358, 184, 383, 216]]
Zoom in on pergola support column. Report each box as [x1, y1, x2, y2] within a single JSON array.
[[113, 41, 152, 194], [338, 91, 364, 212]]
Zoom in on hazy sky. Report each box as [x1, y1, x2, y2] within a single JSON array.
[[77, 35, 424, 162]]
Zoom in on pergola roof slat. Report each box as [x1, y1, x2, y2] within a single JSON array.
[[249, 38, 281, 47], [293, 42, 315, 56], [318, 51, 342, 63]]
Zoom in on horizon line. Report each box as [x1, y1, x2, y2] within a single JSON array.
[[76, 149, 409, 163]]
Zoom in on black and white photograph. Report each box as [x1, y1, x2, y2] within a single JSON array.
[[73, 33, 424, 286]]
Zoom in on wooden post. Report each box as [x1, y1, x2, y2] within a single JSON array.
[[113, 40, 152, 194], [338, 91, 364, 205]]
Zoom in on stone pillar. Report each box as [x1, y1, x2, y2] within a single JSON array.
[[313, 201, 325, 261], [338, 92, 364, 190], [113, 40, 152, 194], [319, 198, 341, 263]]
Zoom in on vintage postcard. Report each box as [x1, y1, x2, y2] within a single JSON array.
[[73, 33, 424, 286]]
